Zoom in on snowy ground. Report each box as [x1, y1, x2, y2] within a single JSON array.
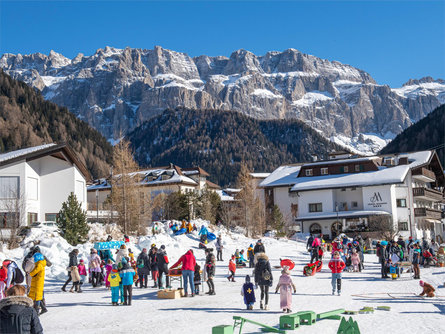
[[1, 223, 445, 333]]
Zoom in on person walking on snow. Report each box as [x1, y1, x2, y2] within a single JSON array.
[[170, 249, 196, 297], [247, 244, 255, 268], [28, 253, 46, 314], [62, 249, 79, 292], [136, 248, 150, 288], [88, 249, 102, 287], [205, 248, 216, 295], [328, 251, 345, 296], [254, 240, 266, 254], [120, 257, 136, 305], [241, 275, 256, 310], [216, 235, 223, 261], [254, 252, 273, 310], [275, 266, 296, 313], [227, 256, 236, 282], [107, 264, 121, 305], [351, 249, 360, 272], [156, 245, 170, 289]]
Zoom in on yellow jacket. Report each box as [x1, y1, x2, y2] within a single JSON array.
[[28, 259, 46, 301], [108, 271, 121, 287]]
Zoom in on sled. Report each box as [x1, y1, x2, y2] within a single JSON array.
[[207, 232, 217, 241], [93, 241, 125, 250], [280, 259, 295, 270], [175, 228, 187, 236], [303, 261, 322, 276], [233, 316, 285, 333]]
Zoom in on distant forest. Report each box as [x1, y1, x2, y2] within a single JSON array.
[[0, 70, 113, 178], [128, 108, 343, 186], [381, 104, 445, 167]]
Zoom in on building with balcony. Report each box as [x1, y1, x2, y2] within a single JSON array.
[[261, 150, 444, 241]]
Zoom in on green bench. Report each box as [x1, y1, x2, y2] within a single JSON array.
[[233, 316, 285, 334], [317, 308, 345, 321], [279, 311, 317, 330]]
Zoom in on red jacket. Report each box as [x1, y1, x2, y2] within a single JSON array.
[[0, 266, 7, 282], [328, 258, 346, 273], [229, 259, 236, 273], [171, 250, 196, 271]]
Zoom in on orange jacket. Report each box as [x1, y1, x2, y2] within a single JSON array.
[[229, 259, 236, 273]]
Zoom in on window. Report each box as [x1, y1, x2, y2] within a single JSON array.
[[321, 168, 328, 175], [45, 213, 58, 222], [305, 169, 313, 176], [27, 177, 38, 200], [398, 222, 409, 231], [355, 165, 360, 172], [0, 176, 19, 199], [351, 187, 356, 191], [309, 203, 322, 212], [309, 223, 322, 234], [344, 166, 349, 173], [396, 199, 407, 208], [341, 188, 346, 192], [351, 201, 358, 208], [27, 213, 37, 226], [0, 212, 19, 228], [75, 180, 85, 202], [360, 165, 365, 171]]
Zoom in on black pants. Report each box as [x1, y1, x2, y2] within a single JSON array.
[[158, 270, 170, 288], [380, 261, 388, 278], [62, 272, 72, 289], [123, 285, 132, 305], [260, 285, 269, 305], [249, 258, 254, 268], [207, 278, 215, 293], [310, 250, 319, 264], [91, 272, 100, 287], [217, 250, 223, 261], [139, 274, 148, 288]]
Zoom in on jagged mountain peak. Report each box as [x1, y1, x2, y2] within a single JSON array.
[[403, 76, 445, 86]]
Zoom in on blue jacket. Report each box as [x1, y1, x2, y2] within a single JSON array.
[[120, 266, 135, 285], [198, 226, 208, 236]]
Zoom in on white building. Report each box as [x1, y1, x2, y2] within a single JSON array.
[[0, 144, 90, 232], [261, 151, 444, 241]]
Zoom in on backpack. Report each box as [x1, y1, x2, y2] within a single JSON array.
[[13, 267, 24, 284], [137, 258, 145, 268], [261, 267, 271, 281]]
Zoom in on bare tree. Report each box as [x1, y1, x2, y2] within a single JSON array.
[[368, 215, 398, 241], [0, 188, 27, 248]]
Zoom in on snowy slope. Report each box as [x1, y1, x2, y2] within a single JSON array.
[[1, 222, 444, 334]]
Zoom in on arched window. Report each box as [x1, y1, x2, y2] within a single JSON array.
[[331, 221, 342, 239], [309, 223, 322, 235]]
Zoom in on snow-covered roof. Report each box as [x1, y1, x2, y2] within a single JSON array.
[[224, 188, 241, 193], [259, 165, 302, 187], [303, 156, 375, 167], [398, 151, 432, 169], [215, 189, 235, 201], [250, 173, 271, 178], [291, 164, 410, 192], [0, 143, 56, 163], [296, 210, 391, 221]]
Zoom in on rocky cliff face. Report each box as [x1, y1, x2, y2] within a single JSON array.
[[1, 46, 444, 153]]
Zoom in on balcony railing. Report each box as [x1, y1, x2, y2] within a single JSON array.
[[413, 187, 444, 202], [412, 168, 436, 182], [414, 207, 443, 220]]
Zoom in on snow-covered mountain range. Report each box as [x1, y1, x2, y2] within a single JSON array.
[[1, 46, 444, 153]]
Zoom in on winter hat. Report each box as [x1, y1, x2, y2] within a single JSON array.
[[160, 245, 165, 250], [33, 253, 44, 262], [281, 265, 290, 275], [419, 280, 424, 287], [121, 257, 128, 264], [112, 264, 118, 272], [245, 275, 251, 283], [249, 244, 253, 248], [33, 246, 41, 254]]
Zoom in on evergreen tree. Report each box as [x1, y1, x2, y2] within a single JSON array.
[[271, 205, 286, 237], [57, 192, 89, 245]]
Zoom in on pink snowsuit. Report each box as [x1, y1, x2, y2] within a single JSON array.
[[275, 274, 296, 310], [105, 264, 113, 288], [351, 253, 360, 271]]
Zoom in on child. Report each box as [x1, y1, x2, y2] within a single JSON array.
[[120, 257, 136, 306], [351, 249, 360, 272], [247, 244, 255, 268], [108, 264, 121, 305], [419, 280, 435, 297], [105, 259, 113, 289], [78, 259, 87, 292], [227, 255, 236, 282], [241, 275, 256, 310], [275, 266, 296, 313], [328, 251, 345, 296], [194, 263, 201, 295], [0, 261, 7, 300]]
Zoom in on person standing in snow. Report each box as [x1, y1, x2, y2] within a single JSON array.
[[328, 251, 345, 296], [156, 245, 170, 289], [108, 264, 121, 306], [247, 244, 255, 268], [351, 249, 360, 272], [136, 248, 150, 288], [254, 252, 273, 310], [241, 275, 256, 310], [254, 240, 266, 254], [275, 266, 296, 313], [0, 261, 7, 301], [204, 248, 216, 295], [0, 285, 43, 334], [3, 260, 23, 290], [149, 246, 159, 288], [88, 249, 102, 288], [412, 243, 421, 279], [62, 249, 79, 292], [215, 235, 223, 261], [227, 255, 236, 282], [306, 234, 314, 251], [170, 249, 196, 297], [310, 237, 321, 263], [115, 244, 129, 265], [28, 253, 46, 314], [78, 259, 87, 291], [120, 257, 136, 305]]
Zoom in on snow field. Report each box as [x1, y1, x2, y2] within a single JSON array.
[[1, 221, 444, 333]]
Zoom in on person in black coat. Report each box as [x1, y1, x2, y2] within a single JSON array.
[[253, 240, 266, 254], [254, 252, 273, 310], [136, 248, 150, 288], [149, 246, 158, 288], [156, 245, 170, 289], [62, 249, 79, 291], [306, 234, 314, 251], [0, 285, 43, 334], [205, 248, 216, 295]]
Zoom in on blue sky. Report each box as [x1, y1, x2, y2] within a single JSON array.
[[1, 1, 444, 86]]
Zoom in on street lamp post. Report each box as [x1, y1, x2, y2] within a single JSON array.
[[96, 189, 99, 223]]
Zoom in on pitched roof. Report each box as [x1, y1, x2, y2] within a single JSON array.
[[0, 143, 91, 180], [206, 180, 221, 189], [259, 165, 302, 188]]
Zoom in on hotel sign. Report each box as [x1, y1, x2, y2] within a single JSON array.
[[368, 192, 387, 208]]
